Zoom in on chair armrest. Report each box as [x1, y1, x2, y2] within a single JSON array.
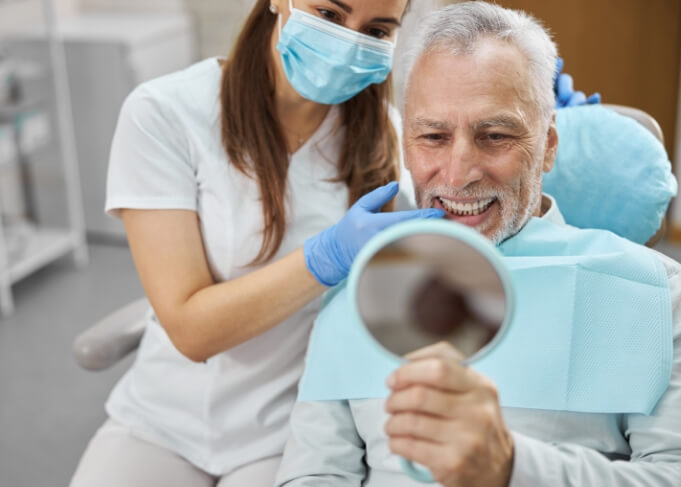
[[73, 297, 149, 371]]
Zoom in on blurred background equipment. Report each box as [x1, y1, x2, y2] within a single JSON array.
[[5, 11, 196, 241], [0, 0, 88, 316]]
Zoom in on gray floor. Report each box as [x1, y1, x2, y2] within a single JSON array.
[[0, 243, 142, 487], [3, 238, 681, 487]]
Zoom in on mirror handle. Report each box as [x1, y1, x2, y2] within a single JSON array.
[[399, 457, 435, 483]]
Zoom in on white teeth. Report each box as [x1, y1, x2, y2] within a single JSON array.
[[438, 197, 494, 216]]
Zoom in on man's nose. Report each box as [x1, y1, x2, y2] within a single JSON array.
[[444, 137, 484, 190]]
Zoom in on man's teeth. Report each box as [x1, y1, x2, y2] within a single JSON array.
[[438, 197, 494, 216]]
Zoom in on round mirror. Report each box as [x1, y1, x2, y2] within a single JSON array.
[[353, 221, 514, 362], [348, 220, 515, 483]]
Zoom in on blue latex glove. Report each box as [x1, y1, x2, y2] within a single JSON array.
[[554, 57, 601, 108], [304, 182, 445, 286]]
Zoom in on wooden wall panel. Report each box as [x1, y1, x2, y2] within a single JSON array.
[[496, 0, 681, 160]]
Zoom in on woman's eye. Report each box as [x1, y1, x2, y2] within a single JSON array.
[[317, 8, 341, 22], [366, 27, 389, 39]]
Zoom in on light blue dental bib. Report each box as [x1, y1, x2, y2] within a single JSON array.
[[298, 218, 673, 414]]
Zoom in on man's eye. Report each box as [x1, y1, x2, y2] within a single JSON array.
[[482, 133, 511, 144], [422, 133, 445, 142], [366, 27, 389, 39], [317, 8, 341, 22]]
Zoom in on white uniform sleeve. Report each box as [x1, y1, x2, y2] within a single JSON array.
[[509, 258, 681, 486], [105, 84, 198, 218], [274, 401, 367, 486]]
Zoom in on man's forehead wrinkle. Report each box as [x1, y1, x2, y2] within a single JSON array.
[[469, 39, 537, 119], [406, 43, 539, 134]]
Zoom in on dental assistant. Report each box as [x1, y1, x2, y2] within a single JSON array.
[[69, 1, 446, 486]]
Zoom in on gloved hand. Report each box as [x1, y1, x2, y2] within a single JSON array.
[[304, 182, 445, 286], [554, 57, 601, 108]]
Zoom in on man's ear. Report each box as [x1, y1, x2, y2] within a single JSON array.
[[542, 112, 558, 173]]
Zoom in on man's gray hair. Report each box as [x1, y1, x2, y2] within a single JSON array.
[[402, 1, 557, 122]]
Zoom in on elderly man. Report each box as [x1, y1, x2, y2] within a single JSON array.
[[274, 2, 681, 486]]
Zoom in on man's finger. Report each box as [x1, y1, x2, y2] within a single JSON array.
[[385, 412, 458, 444], [385, 385, 461, 418], [387, 356, 478, 393], [404, 341, 465, 362]]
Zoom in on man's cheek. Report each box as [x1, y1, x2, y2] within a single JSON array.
[[405, 160, 430, 185], [411, 151, 445, 181]]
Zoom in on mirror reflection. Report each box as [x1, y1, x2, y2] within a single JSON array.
[[357, 233, 507, 359]]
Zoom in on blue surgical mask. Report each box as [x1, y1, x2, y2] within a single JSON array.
[[276, 0, 395, 105]]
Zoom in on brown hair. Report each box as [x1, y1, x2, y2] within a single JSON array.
[[220, 0, 400, 264]]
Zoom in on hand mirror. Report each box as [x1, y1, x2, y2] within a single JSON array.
[[347, 220, 515, 482]]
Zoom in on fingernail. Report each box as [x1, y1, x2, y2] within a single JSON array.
[[386, 373, 396, 388]]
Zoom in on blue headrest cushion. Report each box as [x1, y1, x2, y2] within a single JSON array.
[[544, 105, 677, 244]]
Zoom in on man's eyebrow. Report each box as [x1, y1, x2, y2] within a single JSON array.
[[473, 116, 525, 132], [327, 0, 402, 26], [410, 117, 451, 130]]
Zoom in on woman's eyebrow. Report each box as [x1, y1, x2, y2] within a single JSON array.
[[327, 0, 402, 26], [328, 0, 352, 13], [371, 17, 401, 26]]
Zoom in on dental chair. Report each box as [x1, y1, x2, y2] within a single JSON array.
[[72, 104, 675, 371]]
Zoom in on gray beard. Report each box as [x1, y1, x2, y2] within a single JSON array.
[[415, 170, 543, 246], [488, 179, 542, 245]]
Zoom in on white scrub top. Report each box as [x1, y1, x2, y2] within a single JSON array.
[[104, 57, 412, 475]]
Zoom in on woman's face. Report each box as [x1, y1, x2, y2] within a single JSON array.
[[271, 0, 409, 41]]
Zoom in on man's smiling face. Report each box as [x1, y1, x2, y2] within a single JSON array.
[[404, 38, 557, 243]]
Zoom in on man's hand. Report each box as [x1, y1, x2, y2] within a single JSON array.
[[384, 342, 514, 487]]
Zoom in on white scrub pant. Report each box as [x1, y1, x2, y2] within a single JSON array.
[[69, 419, 281, 487]]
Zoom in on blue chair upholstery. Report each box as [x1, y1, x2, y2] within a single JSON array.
[[544, 104, 677, 245]]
